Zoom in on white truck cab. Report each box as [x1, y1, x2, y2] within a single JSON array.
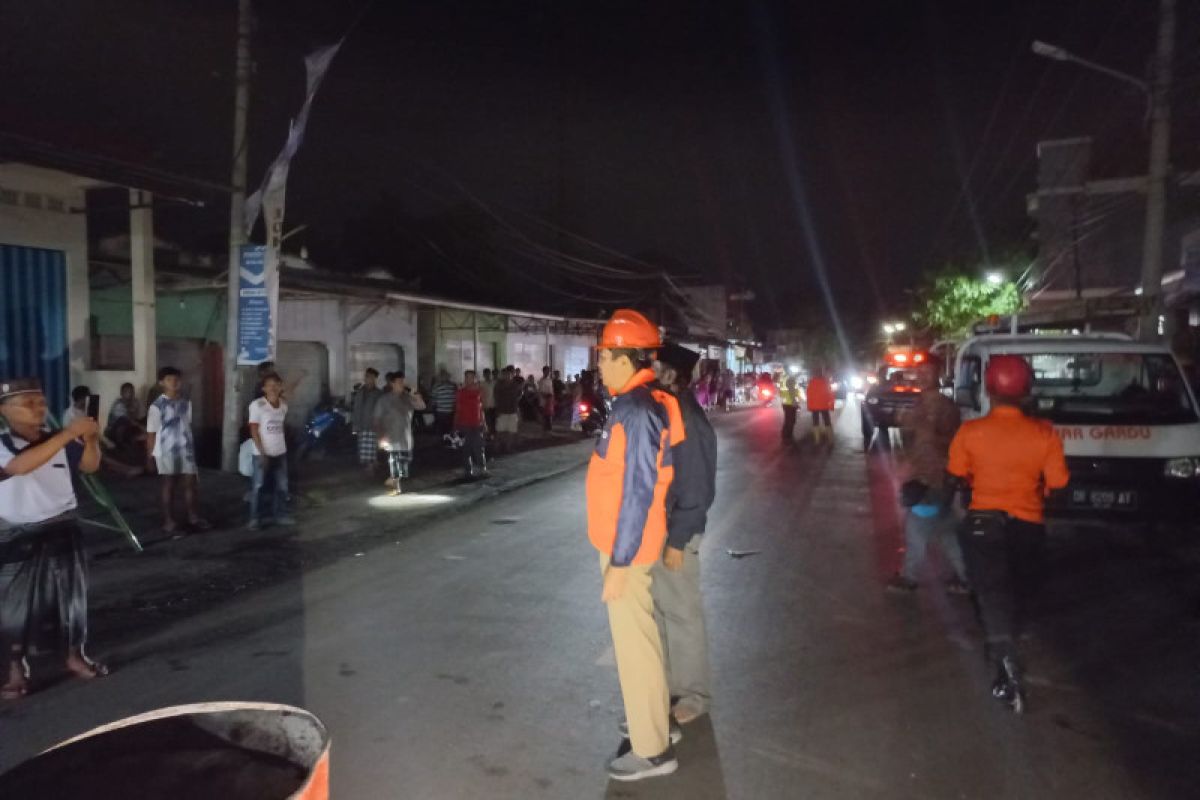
[[953, 333, 1200, 525]]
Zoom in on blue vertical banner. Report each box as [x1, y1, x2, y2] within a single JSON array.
[[237, 244, 272, 365]]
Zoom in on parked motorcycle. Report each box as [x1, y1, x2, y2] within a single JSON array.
[[294, 399, 353, 461]]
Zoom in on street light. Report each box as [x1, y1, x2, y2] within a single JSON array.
[[882, 323, 895, 335], [893, 322, 906, 332], [1031, 40, 1149, 96], [986, 271, 1004, 286]]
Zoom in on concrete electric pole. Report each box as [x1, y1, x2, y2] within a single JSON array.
[[220, 0, 252, 472], [1033, 0, 1175, 340], [1138, 0, 1175, 340]]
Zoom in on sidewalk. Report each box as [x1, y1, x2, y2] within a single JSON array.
[[74, 423, 595, 657]]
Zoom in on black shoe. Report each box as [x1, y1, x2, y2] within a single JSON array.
[[990, 656, 1026, 715]]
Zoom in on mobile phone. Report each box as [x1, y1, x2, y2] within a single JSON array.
[[86, 394, 100, 420]]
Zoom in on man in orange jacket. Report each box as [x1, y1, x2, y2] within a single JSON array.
[[587, 309, 685, 781], [806, 367, 836, 446], [948, 354, 1069, 714]]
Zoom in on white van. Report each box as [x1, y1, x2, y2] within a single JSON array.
[[953, 333, 1200, 527]]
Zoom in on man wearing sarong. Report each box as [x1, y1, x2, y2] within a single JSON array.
[[0, 377, 108, 700]]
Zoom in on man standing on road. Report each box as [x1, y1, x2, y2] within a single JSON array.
[[431, 370, 458, 437], [0, 378, 109, 700], [480, 368, 497, 442], [493, 366, 521, 455], [454, 370, 487, 478], [587, 309, 685, 782], [947, 355, 1069, 713], [779, 376, 802, 443], [806, 368, 835, 446], [351, 367, 382, 476], [652, 343, 717, 728], [888, 359, 969, 595], [247, 373, 295, 530], [538, 365, 555, 432]]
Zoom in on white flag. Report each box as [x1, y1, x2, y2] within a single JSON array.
[[244, 40, 342, 236], [243, 40, 341, 359]]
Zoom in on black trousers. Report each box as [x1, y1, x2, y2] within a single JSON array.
[[781, 405, 797, 439], [957, 514, 1045, 661]]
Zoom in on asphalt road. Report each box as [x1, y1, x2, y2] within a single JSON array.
[[2, 402, 1198, 799]]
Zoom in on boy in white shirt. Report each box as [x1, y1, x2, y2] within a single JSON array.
[[247, 372, 293, 530], [146, 367, 209, 534]]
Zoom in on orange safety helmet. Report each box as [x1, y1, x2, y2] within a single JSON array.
[[597, 309, 661, 350]]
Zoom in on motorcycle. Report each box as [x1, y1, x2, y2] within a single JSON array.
[[578, 393, 609, 436], [294, 399, 353, 461], [757, 384, 777, 407]]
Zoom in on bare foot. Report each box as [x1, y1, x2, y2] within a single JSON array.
[[0, 679, 27, 700], [2, 659, 29, 700], [65, 650, 110, 680]]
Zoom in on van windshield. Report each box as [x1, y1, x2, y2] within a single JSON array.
[[1025, 352, 1198, 425]]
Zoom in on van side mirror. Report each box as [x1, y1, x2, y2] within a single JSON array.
[[955, 385, 979, 411]]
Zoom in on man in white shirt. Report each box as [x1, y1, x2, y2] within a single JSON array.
[[0, 377, 108, 699], [247, 372, 293, 530], [480, 368, 497, 441], [538, 366, 555, 432]]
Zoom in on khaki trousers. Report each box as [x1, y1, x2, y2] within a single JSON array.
[[599, 553, 670, 757]]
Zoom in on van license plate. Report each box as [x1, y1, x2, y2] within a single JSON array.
[[1087, 489, 1136, 509]]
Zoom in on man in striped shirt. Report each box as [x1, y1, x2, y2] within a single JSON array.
[[430, 370, 458, 437]]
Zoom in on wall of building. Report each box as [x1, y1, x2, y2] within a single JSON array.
[[275, 298, 418, 399], [0, 164, 97, 401]]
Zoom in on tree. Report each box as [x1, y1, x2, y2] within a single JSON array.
[[913, 266, 1023, 338]]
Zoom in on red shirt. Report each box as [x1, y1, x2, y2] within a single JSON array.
[[454, 386, 484, 428], [806, 378, 834, 411]]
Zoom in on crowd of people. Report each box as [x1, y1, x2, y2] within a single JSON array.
[[0, 307, 1064, 764]]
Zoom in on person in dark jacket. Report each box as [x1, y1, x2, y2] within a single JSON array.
[[651, 343, 718, 725]]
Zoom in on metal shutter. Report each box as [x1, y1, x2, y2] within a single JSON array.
[[277, 340, 330, 426], [350, 342, 404, 385]]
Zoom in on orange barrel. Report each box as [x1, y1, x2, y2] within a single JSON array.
[[0, 701, 330, 799]]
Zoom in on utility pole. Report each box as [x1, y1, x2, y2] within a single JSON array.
[[1139, 0, 1175, 341], [220, 0, 253, 472]]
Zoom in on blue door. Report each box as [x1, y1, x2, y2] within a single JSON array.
[[0, 244, 69, 410]]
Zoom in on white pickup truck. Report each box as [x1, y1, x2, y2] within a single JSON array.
[[953, 333, 1200, 531]]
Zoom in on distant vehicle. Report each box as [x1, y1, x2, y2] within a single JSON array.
[[861, 349, 929, 449], [953, 333, 1200, 537]]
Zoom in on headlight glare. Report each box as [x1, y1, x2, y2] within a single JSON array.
[[1163, 457, 1200, 479]]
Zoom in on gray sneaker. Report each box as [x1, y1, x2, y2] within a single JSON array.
[[246, 518, 261, 531], [617, 719, 682, 745], [607, 746, 678, 782], [275, 515, 297, 526]]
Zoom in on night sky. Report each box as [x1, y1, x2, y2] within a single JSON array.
[[3, 0, 1199, 334]]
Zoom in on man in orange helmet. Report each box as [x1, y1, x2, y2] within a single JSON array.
[[587, 309, 686, 781], [947, 354, 1069, 714]]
